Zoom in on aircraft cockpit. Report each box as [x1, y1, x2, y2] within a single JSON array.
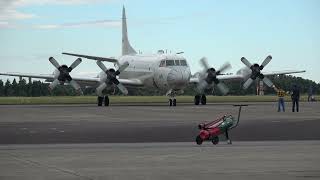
[[159, 59, 188, 67]]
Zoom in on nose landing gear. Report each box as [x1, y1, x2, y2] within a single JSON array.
[[167, 90, 178, 106], [169, 98, 177, 106]]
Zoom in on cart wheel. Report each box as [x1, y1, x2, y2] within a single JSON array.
[[212, 136, 219, 145], [196, 135, 203, 145]]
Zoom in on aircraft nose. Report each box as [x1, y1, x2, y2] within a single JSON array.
[[167, 68, 190, 88]]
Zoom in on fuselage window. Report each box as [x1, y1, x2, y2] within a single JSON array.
[[180, 60, 187, 66], [166, 60, 174, 66], [159, 60, 165, 67], [175, 60, 180, 66]]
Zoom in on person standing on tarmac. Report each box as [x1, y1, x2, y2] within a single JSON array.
[[308, 85, 313, 102], [291, 84, 300, 112], [273, 85, 286, 112]]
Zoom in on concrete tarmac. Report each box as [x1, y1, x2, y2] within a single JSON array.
[[1, 141, 320, 180], [0, 102, 320, 180], [0, 102, 319, 143]]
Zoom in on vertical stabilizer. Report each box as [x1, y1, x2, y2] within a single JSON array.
[[122, 6, 137, 55]]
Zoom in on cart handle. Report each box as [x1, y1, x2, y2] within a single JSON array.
[[230, 104, 248, 129]]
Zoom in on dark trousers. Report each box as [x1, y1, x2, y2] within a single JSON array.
[[292, 98, 299, 112], [225, 130, 229, 140], [308, 95, 312, 102], [278, 98, 285, 112]]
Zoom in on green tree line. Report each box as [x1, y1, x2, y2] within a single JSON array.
[[0, 75, 319, 97]]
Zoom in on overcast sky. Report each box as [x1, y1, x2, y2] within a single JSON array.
[[0, 0, 319, 82]]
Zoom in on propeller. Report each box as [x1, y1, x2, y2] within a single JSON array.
[[241, 55, 274, 89], [96, 61, 129, 96], [48, 57, 82, 93], [197, 57, 231, 95]]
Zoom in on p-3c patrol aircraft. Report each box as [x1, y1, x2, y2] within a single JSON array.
[[0, 7, 305, 106]]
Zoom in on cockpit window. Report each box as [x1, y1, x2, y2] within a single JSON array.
[[180, 60, 187, 66], [160, 59, 188, 67], [159, 60, 165, 67], [166, 60, 174, 66]]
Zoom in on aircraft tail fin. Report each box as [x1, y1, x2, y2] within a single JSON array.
[[122, 6, 137, 56]]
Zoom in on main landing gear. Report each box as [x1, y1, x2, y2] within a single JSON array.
[[97, 96, 109, 106], [194, 94, 206, 105]]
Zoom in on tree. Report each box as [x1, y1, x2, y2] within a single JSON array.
[[11, 79, 18, 96], [4, 79, 13, 96], [18, 79, 28, 96], [0, 80, 4, 96], [31, 81, 41, 96]]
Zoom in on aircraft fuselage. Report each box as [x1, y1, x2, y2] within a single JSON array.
[[100, 53, 192, 92]]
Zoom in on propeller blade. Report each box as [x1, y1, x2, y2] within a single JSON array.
[[116, 83, 128, 95], [69, 58, 82, 71], [243, 78, 254, 89], [96, 82, 107, 97], [262, 76, 274, 87], [216, 83, 229, 95], [196, 80, 208, 93], [49, 57, 60, 69], [49, 79, 60, 90], [241, 57, 252, 68], [200, 57, 210, 70], [260, 55, 272, 68], [96, 61, 108, 72], [69, 79, 81, 91], [217, 62, 232, 74], [117, 61, 129, 73]]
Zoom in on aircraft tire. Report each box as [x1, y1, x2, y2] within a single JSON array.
[[169, 99, 173, 106], [201, 95, 207, 105], [194, 95, 200, 105], [97, 96, 103, 106], [104, 96, 109, 106], [173, 99, 176, 106]]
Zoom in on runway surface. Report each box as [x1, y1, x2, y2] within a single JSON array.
[[0, 102, 319, 144], [1, 141, 320, 180], [0, 102, 320, 179]]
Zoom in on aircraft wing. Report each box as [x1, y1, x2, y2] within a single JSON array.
[[0, 72, 143, 87], [189, 74, 244, 83], [62, 52, 118, 64], [0, 72, 55, 80], [263, 70, 306, 76]]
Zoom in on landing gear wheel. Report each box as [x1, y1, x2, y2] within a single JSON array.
[[196, 135, 203, 145], [169, 99, 173, 106], [97, 96, 103, 106], [211, 136, 219, 145], [194, 95, 200, 105], [201, 95, 207, 105], [173, 99, 176, 106], [104, 96, 109, 106]]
